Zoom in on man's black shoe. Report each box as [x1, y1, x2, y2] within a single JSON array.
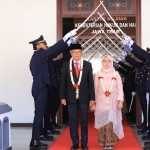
[[52, 123, 62, 129], [142, 134, 150, 140], [47, 128, 60, 135], [81, 145, 88, 150], [70, 144, 79, 150], [137, 129, 149, 135], [29, 139, 48, 148], [39, 134, 54, 141]]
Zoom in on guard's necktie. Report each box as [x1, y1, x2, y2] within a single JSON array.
[[75, 62, 79, 77]]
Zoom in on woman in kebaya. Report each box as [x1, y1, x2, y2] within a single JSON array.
[[93, 55, 124, 150]]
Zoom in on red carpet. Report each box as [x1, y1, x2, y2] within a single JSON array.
[[49, 113, 142, 150]]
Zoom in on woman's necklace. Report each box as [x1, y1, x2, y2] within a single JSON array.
[[98, 69, 116, 105], [69, 57, 83, 99]]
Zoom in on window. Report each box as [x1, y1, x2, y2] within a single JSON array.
[[66, 0, 94, 11]]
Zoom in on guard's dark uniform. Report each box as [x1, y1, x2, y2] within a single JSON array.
[[125, 56, 144, 121], [117, 61, 136, 121], [129, 43, 150, 148], [130, 43, 150, 133], [29, 37, 68, 140], [44, 52, 71, 131]]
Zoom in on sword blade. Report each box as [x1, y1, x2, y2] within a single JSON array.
[[98, 12, 122, 40], [77, 14, 104, 37], [101, 1, 125, 35], [87, 46, 102, 61], [129, 96, 134, 113], [83, 36, 101, 53]]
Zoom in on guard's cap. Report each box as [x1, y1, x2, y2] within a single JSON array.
[[29, 35, 47, 50]]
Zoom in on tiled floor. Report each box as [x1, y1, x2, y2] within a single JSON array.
[[128, 122, 148, 149], [11, 126, 67, 150]]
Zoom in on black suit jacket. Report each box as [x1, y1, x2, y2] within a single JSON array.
[[52, 53, 71, 88], [60, 60, 95, 104], [30, 39, 68, 93]]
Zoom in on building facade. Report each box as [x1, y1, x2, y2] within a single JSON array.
[[0, 0, 149, 124]]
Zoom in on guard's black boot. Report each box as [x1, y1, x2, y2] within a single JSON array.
[[47, 127, 60, 135], [143, 147, 150, 150], [137, 122, 146, 129], [142, 134, 150, 140], [52, 123, 62, 129], [137, 129, 149, 135], [29, 139, 48, 148], [144, 141, 150, 148], [39, 134, 54, 141]]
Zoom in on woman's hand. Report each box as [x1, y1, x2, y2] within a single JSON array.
[[117, 101, 123, 110]]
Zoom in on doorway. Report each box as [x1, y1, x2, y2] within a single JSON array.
[[57, 0, 141, 125]]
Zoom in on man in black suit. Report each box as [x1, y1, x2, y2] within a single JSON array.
[[29, 30, 77, 149], [60, 44, 95, 150]]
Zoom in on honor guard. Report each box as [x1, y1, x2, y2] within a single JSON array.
[[121, 36, 150, 149], [29, 30, 77, 149]]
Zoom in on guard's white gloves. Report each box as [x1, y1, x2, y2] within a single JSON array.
[[63, 29, 77, 42], [121, 35, 134, 47], [131, 91, 136, 96], [146, 92, 149, 104], [66, 36, 78, 46], [123, 45, 133, 52]]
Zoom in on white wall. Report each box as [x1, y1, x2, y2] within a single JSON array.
[[0, 0, 57, 123], [141, 1, 150, 48]]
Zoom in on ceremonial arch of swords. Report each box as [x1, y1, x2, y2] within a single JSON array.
[[74, 0, 137, 72]]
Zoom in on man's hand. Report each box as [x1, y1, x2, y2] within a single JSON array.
[[89, 100, 96, 111], [117, 101, 123, 110], [90, 104, 96, 111], [61, 99, 66, 105], [89, 100, 95, 107]]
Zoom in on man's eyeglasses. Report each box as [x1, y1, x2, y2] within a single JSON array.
[[71, 51, 82, 54]]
